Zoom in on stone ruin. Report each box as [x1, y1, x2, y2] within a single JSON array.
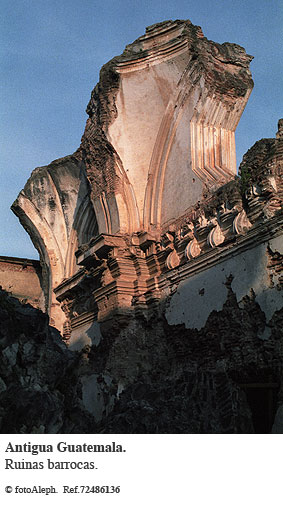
[[0, 256, 44, 310], [3, 20, 283, 433]]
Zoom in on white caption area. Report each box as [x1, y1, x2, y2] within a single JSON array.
[[1, 435, 282, 505]]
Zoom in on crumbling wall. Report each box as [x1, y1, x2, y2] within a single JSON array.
[[72, 229, 282, 434], [7, 20, 282, 433], [0, 288, 95, 434], [11, 20, 254, 336], [64, 123, 283, 434], [11, 156, 97, 330], [0, 256, 44, 311], [1, 254, 282, 434], [166, 236, 282, 336]]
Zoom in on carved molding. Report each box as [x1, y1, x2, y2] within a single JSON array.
[[190, 121, 236, 187], [233, 210, 252, 235], [185, 239, 202, 260], [207, 224, 225, 248], [116, 22, 188, 74], [166, 250, 180, 270]]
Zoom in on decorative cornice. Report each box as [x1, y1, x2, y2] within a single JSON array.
[[159, 213, 283, 286]]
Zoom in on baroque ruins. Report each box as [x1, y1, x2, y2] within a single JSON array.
[[1, 20, 282, 433]]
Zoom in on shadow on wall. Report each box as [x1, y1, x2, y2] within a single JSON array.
[[68, 319, 102, 352]]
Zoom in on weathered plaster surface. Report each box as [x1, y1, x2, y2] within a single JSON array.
[[0, 256, 44, 310], [12, 158, 97, 330], [166, 238, 282, 330], [68, 320, 102, 351]]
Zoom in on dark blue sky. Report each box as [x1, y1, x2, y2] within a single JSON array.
[[1, 0, 282, 259]]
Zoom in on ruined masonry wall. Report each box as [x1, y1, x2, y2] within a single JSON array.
[[6, 20, 282, 433], [0, 256, 44, 311], [166, 235, 282, 335], [74, 226, 283, 433]]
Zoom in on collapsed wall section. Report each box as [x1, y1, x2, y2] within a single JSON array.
[[0, 256, 44, 310]]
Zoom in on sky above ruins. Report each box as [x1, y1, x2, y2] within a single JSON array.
[[1, 0, 282, 259]]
